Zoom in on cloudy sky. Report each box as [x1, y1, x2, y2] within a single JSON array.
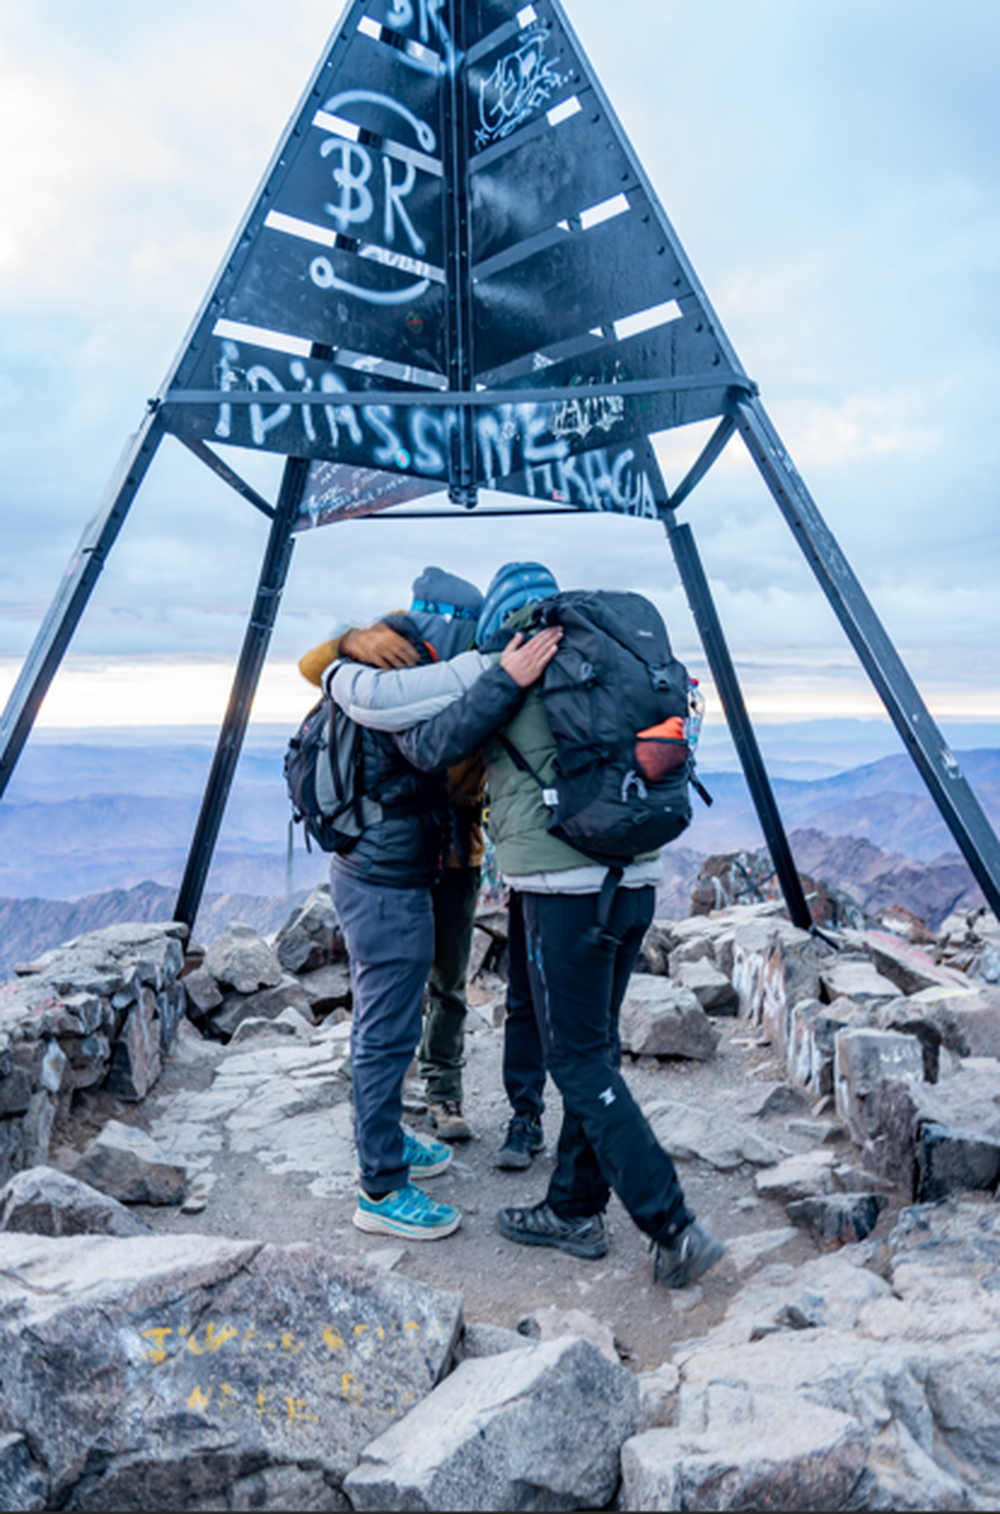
[[1, 0, 998, 730]]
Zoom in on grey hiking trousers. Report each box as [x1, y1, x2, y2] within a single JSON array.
[[330, 869, 434, 1195]]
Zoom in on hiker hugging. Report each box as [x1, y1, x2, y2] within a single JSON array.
[[296, 563, 724, 1291]]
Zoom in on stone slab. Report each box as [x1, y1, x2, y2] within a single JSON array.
[[344, 1336, 639, 1513], [643, 1099, 787, 1171], [0, 1234, 461, 1509]]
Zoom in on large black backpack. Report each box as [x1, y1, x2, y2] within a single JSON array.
[[500, 590, 709, 867], [284, 687, 382, 853]]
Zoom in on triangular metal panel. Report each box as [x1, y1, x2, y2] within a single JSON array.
[[159, 0, 747, 514]]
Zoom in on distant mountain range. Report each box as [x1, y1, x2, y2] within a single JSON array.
[[1, 732, 996, 976], [685, 749, 1000, 863]]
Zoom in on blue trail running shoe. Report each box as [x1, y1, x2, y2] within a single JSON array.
[[353, 1183, 461, 1240], [403, 1129, 452, 1179]]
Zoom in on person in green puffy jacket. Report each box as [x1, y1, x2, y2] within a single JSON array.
[[329, 562, 726, 1291]]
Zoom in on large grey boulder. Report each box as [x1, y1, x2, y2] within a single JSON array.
[[296, 962, 352, 1019], [0, 1433, 48, 1513], [842, 929, 972, 998], [821, 957, 899, 1006], [621, 1389, 869, 1513], [203, 923, 283, 996], [273, 886, 345, 974], [879, 989, 1000, 1061], [0, 1233, 461, 1511], [0, 1166, 152, 1238], [70, 1119, 187, 1205], [344, 1335, 639, 1512], [207, 975, 316, 1041], [620, 978, 719, 1060], [755, 1149, 840, 1204]]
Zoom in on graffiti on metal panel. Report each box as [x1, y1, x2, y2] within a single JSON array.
[[475, 28, 565, 150], [207, 341, 657, 518], [383, 0, 454, 66], [521, 448, 659, 519], [307, 92, 437, 305], [550, 393, 625, 443]]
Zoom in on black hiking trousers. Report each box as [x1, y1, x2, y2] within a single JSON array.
[[521, 886, 691, 1243]]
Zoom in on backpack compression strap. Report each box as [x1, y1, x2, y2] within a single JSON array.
[[497, 732, 624, 932]]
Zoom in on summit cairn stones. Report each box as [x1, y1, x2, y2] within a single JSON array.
[[344, 1336, 640, 1513]]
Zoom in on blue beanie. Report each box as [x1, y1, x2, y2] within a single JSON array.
[[409, 566, 483, 661], [476, 562, 559, 647]]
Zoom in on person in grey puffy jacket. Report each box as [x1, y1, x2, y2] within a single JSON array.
[[325, 617, 561, 1244]]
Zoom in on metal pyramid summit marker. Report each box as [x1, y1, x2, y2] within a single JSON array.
[[160, 0, 747, 519], [3, 0, 999, 931]]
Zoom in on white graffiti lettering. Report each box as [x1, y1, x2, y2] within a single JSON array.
[[319, 372, 364, 448], [410, 407, 448, 473], [306, 91, 436, 306], [382, 157, 424, 254], [323, 90, 437, 155], [475, 28, 565, 150], [382, 0, 454, 65], [289, 360, 317, 444], [550, 393, 625, 443], [308, 254, 430, 307], [523, 447, 658, 518], [209, 345, 652, 521], [213, 340, 245, 441], [246, 366, 293, 447], [321, 139, 375, 231]]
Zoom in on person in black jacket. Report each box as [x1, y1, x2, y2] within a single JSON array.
[[327, 617, 561, 1242]]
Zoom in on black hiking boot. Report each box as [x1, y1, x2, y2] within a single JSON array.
[[495, 1114, 545, 1170], [652, 1217, 726, 1289], [496, 1201, 608, 1259]]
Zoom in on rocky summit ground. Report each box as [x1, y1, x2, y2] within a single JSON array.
[[49, 986, 879, 1374], [9, 893, 1000, 1508]]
